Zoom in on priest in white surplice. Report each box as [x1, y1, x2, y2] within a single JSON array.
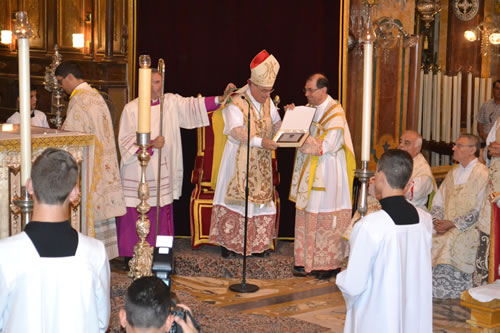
[[287, 73, 355, 280], [336, 149, 433, 333], [117, 69, 235, 257], [430, 133, 488, 298], [57, 61, 126, 260]]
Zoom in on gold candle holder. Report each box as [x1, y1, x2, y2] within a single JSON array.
[[129, 132, 154, 279]]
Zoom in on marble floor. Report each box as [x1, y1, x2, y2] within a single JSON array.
[[111, 239, 473, 332], [170, 274, 471, 332]]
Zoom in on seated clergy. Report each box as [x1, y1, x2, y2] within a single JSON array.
[[0, 148, 110, 332], [346, 129, 436, 239], [430, 133, 488, 298], [397, 130, 436, 210]]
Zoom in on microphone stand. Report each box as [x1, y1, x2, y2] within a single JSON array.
[[229, 95, 259, 293]]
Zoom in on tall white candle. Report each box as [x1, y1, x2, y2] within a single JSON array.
[[473, 77, 480, 136], [138, 67, 151, 133], [361, 41, 373, 162], [446, 76, 452, 143], [486, 77, 492, 101], [436, 71, 442, 141], [466, 72, 472, 133], [442, 76, 451, 143], [452, 75, 458, 141], [456, 71, 462, 138], [18, 37, 31, 187], [479, 78, 486, 109], [418, 69, 424, 134], [426, 73, 433, 141], [432, 72, 438, 141]]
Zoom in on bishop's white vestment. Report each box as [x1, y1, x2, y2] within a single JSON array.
[[209, 87, 281, 255]]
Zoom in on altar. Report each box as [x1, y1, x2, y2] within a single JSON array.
[[0, 124, 95, 239]]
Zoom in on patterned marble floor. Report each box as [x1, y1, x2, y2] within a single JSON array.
[[171, 275, 472, 332], [111, 239, 473, 332]]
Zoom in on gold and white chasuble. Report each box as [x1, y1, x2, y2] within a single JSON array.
[[209, 87, 281, 255], [431, 162, 488, 274], [62, 82, 126, 259], [290, 96, 356, 272]]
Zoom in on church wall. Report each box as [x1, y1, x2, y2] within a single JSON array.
[[346, 0, 416, 168], [0, 0, 128, 139], [135, 0, 345, 237]]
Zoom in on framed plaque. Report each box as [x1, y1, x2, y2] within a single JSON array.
[[273, 130, 309, 147], [273, 106, 315, 147]]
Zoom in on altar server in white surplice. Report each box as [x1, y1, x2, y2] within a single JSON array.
[[0, 149, 110, 333], [336, 149, 433, 333], [7, 85, 49, 128]]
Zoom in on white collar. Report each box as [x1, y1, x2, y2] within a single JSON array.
[[459, 158, 478, 171]]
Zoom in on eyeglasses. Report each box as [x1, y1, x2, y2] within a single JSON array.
[[255, 86, 274, 94], [250, 81, 274, 95], [452, 143, 475, 148], [56, 76, 66, 85], [303, 88, 320, 94]]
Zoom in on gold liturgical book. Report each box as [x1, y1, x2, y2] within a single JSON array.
[[273, 106, 315, 147]]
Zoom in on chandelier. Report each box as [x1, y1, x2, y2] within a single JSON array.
[[464, 16, 500, 57]]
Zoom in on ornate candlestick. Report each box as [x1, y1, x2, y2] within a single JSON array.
[[43, 45, 65, 129], [13, 11, 34, 227], [356, 0, 376, 218], [129, 55, 153, 279], [355, 161, 374, 218]]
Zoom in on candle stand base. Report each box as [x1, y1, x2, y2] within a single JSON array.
[[355, 161, 374, 219]]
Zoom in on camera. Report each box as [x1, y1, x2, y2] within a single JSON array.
[[169, 306, 200, 333], [152, 235, 174, 289]]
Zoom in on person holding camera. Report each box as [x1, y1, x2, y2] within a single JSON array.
[[120, 276, 199, 333]]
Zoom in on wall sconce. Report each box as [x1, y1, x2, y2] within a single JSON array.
[[72, 33, 84, 48], [1, 30, 12, 44], [464, 16, 500, 56]]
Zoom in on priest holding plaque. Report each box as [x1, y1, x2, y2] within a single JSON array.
[[288, 73, 356, 280], [209, 50, 281, 257]]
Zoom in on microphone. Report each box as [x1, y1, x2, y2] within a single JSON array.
[[241, 95, 251, 107]]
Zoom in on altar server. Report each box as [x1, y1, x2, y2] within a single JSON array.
[[337, 149, 433, 333], [0, 148, 110, 333], [7, 84, 49, 128]]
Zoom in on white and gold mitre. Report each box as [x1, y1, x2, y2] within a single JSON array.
[[249, 49, 280, 88]]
